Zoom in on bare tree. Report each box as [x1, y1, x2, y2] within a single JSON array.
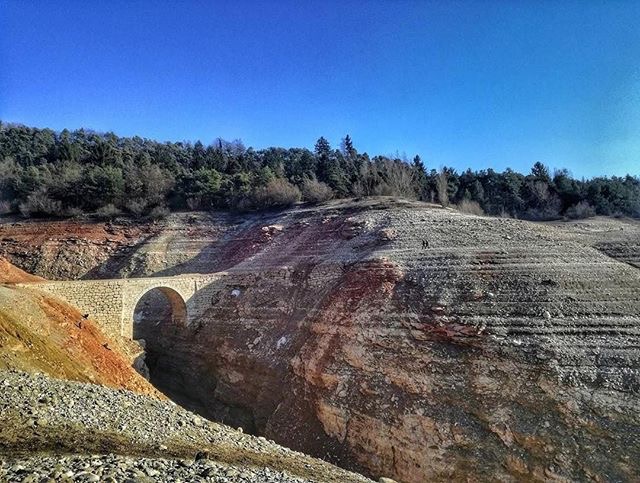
[[436, 168, 449, 207], [382, 159, 417, 199], [353, 162, 381, 197]]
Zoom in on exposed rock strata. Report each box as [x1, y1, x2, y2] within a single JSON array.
[[3, 200, 640, 482]]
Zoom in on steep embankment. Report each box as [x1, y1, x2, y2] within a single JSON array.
[[0, 256, 375, 482], [2, 200, 639, 482], [0, 258, 44, 283], [0, 258, 155, 395], [0, 219, 158, 280]]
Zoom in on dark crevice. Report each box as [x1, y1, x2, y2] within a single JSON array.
[[132, 289, 257, 434]]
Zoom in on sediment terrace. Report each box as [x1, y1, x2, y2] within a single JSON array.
[[1, 198, 639, 482]]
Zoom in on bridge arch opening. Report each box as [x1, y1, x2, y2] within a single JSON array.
[[132, 286, 200, 410], [132, 286, 187, 339], [132, 286, 188, 378]]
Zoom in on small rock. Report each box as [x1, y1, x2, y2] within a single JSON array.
[[195, 450, 209, 461], [378, 228, 398, 241], [200, 467, 216, 477]]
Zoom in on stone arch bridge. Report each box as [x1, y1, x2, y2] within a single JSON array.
[[18, 274, 225, 339]]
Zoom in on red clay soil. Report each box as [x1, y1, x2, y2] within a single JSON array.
[[0, 257, 44, 283], [0, 220, 148, 245], [0, 259, 159, 396]]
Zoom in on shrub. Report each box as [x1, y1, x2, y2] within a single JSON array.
[[301, 178, 333, 204], [457, 199, 485, 216], [65, 207, 84, 219], [0, 200, 12, 215], [18, 190, 64, 217], [186, 196, 203, 211], [566, 201, 596, 220], [250, 178, 301, 209], [232, 196, 254, 212], [126, 199, 148, 217], [523, 207, 562, 221], [95, 203, 122, 220], [149, 205, 170, 221]]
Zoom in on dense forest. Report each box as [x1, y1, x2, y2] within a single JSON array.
[[0, 122, 638, 220]]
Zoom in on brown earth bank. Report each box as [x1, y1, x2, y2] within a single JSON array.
[[0, 258, 44, 283], [2, 198, 640, 482], [0, 218, 160, 280], [0, 257, 157, 395]]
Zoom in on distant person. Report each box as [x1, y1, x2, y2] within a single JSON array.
[[77, 313, 89, 329], [422, 239, 429, 249]]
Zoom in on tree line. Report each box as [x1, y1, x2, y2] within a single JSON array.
[[0, 122, 638, 220]]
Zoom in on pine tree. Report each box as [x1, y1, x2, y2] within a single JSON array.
[[412, 155, 427, 200], [341, 135, 356, 159], [314, 137, 331, 158], [314, 137, 332, 184], [531, 162, 551, 182]]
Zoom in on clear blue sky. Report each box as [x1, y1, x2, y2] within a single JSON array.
[[1, 1, 639, 177]]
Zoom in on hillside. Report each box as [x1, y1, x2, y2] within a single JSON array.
[[0, 258, 43, 283], [1, 198, 639, 482], [0, 258, 154, 394]]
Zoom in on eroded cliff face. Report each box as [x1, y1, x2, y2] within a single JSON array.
[[2, 200, 639, 482]]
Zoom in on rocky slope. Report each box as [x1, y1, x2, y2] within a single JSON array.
[[0, 371, 372, 483], [1, 199, 639, 482]]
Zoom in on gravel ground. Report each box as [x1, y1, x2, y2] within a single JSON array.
[[0, 370, 373, 483], [0, 453, 333, 482]]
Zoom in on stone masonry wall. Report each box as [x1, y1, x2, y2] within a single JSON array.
[[21, 279, 126, 336], [17, 274, 224, 338]]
